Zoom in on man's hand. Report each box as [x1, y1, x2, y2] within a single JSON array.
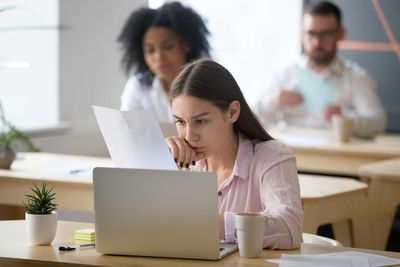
[[274, 89, 303, 108], [323, 104, 341, 122]]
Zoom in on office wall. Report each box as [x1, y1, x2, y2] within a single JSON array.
[[33, 0, 147, 156], [0, 0, 59, 129], [307, 0, 400, 132]]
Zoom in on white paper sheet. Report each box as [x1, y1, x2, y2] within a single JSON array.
[[276, 133, 332, 147], [93, 106, 177, 170], [267, 251, 400, 267]]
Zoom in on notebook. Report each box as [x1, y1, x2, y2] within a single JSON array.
[[93, 167, 238, 260]]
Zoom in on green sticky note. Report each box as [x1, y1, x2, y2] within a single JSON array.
[[75, 228, 95, 235]]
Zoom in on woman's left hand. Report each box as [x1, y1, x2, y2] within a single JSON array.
[[165, 136, 204, 169]]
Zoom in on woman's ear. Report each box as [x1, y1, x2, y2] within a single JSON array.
[[227, 101, 240, 123]]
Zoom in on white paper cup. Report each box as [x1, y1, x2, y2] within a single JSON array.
[[235, 212, 274, 258], [332, 115, 353, 143]]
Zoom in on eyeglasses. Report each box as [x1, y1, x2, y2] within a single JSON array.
[[304, 29, 338, 41]]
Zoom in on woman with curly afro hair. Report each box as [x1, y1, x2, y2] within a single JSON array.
[[118, 2, 210, 122]]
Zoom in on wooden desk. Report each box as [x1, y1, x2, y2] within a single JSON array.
[[0, 153, 371, 248], [269, 127, 400, 176], [1, 220, 399, 267], [0, 153, 113, 214], [359, 158, 400, 250], [299, 174, 369, 248]]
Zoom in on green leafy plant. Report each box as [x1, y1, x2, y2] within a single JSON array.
[[23, 182, 58, 214], [0, 101, 39, 152]]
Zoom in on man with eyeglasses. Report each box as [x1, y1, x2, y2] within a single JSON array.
[[256, 1, 386, 138]]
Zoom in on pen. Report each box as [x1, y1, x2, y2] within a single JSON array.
[[69, 168, 91, 175], [59, 243, 95, 251], [79, 243, 95, 248]]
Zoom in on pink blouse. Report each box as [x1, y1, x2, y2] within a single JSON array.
[[194, 134, 303, 249]]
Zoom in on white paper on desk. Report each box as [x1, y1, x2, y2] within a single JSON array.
[[274, 133, 332, 147], [267, 251, 400, 267], [47, 164, 96, 176], [268, 254, 369, 267], [93, 105, 176, 170]]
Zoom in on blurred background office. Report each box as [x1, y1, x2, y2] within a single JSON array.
[[1, 0, 399, 252], [0, 0, 301, 156], [1, 0, 399, 158]]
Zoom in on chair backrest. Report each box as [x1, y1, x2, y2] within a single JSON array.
[[302, 233, 343, 246]]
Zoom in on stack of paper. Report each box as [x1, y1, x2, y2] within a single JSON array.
[[267, 251, 400, 267], [75, 229, 95, 242]]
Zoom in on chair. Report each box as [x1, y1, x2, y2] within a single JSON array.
[[302, 233, 342, 246]]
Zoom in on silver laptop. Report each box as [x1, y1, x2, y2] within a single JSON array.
[[93, 167, 237, 260]]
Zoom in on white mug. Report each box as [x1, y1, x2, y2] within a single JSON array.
[[235, 212, 275, 258]]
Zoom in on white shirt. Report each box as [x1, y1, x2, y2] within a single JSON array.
[[255, 56, 386, 138], [120, 76, 173, 122]]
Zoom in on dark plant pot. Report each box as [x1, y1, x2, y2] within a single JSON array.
[[0, 147, 16, 169]]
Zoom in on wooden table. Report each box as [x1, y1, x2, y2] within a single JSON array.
[[0, 153, 113, 216], [0, 153, 373, 248], [269, 127, 400, 176], [0, 220, 399, 267], [359, 157, 400, 250], [299, 174, 369, 248]]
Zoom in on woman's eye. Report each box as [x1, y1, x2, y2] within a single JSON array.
[[144, 47, 155, 54], [163, 42, 175, 50], [196, 119, 207, 124], [175, 120, 185, 125]]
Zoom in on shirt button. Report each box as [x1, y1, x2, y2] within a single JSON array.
[[217, 191, 222, 196]]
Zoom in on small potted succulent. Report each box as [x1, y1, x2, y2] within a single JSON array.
[[0, 101, 39, 169], [24, 182, 58, 245]]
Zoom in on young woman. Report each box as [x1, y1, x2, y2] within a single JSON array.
[[118, 2, 210, 122], [165, 59, 303, 249]]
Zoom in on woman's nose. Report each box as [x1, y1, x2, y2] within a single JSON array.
[[154, 49, 164, 62], [185, 126, 198, 141]]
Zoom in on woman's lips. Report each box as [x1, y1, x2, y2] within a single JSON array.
[[156, 64, 171, 74]]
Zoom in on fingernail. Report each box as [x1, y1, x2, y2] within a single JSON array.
[[179, 162, 183, 168], [174, 158, 177, 163], [192, 160, 196, 166], [185, 163, 189, 168]]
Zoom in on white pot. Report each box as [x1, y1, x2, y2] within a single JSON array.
[[25, 211, 57, 245]]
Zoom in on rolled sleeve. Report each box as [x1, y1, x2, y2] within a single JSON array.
[[260, 158, 303, 249]]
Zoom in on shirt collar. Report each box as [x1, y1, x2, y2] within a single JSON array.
[[152, 77, 163, 92], [328, 57, 343, 75], [299, 55, 343, 76], [231, 134, 254, 180], [151, 77, 169, 99]]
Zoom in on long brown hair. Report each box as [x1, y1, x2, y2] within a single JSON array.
[[170, 59, 273, 141]]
